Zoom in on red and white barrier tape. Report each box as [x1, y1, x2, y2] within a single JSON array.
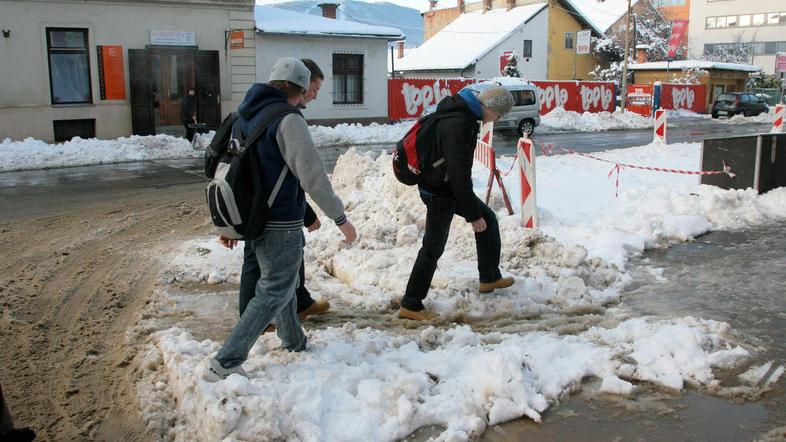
[[538, 142, 736, 197]]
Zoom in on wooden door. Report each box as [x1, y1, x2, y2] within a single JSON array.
[[129, 49, 155, 135], [150, 50, 195, 126], [196, 50, 221, 129]]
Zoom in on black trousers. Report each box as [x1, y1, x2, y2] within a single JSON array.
[[401, 194, 502, 311], [183, 121, 195, 142], [239, 236, 314, 317]]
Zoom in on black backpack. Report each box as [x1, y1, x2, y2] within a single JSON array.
[[392, 111, 463, 186], [204, 103, 300, 240]]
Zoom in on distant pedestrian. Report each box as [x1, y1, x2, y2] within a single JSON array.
[[181, 87, 197, 142], [209, 57, 356, 380], [399, 84, 516, 321]]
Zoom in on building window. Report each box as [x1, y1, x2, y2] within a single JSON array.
[[332, 53, 363, 105], [564, 32, 573, 49], [513, 90, 536, 106], [752, 14, 765, 26], [53, 119, 95, 142], [706, 17, 716, 29], [739, 15, 751, 27], [522, 40, 532, 57], [46, 28, 92, 104]]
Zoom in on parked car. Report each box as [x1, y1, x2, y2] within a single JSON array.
[[420, 80, 541, 136], [711, 92, 769, 118], [494, 82, 541, 136]]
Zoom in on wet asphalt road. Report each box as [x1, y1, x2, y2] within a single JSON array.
[[0, 120, 783, 440]]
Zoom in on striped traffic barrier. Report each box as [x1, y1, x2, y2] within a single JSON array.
[[653, 108, 667, 144], [474, 122, 513, 215], [773, 104, 785, 133], [517, 137, 537, 229]]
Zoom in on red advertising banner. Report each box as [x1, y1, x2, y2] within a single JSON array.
[[626, 84, 653, 116], [387, 79, 617, 120], [667, 20, 689, 59], [530, 80, 616, 114], [97, 45, 126, 100], [388, 78, 476, 120], [660, 83, 706, 113]]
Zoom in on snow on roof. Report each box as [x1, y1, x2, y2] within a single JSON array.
[[563, 0, 639, 34], [395, 3, 547, 72], [628, 60, 762, 72], [254, 5, 404, 40]]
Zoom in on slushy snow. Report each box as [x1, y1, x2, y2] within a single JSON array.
[[130, 135, 786, 440]]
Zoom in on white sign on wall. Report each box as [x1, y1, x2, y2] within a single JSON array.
[[576, 29, 591, 55], [150, 31, 196, 46]]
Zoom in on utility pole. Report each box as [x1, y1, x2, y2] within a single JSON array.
[[621, 0, 632, 112]]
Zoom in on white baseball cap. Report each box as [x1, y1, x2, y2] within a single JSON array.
[[269, 57, 311, 91]]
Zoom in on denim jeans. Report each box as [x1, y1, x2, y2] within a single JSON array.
[[216, 229, 306, 368], [401, 194, 502, 311], [239, 233, 314, 316]]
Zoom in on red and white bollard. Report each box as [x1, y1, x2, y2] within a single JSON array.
[[517, 137, 537, 229], [653, 108, 667, 144], [773, 104, 785, 133]]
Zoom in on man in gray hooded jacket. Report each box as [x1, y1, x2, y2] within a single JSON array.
[[209, 58, 356, 379]]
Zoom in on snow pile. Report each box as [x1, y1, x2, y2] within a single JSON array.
[[136, 316, 746, 441], [133, 140, 786, 440], [494, 142, 786, 267], [725, 106, 777, 124], [0, 134, 200, 172], [539, 107, 652, 133], [309, 121, 413, 146]]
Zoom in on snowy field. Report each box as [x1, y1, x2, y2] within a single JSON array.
[[0, 107, 776, 172], [128, 137, 784, 440]]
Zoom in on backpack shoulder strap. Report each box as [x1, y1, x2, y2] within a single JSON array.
[[239, 102, 302, 147]]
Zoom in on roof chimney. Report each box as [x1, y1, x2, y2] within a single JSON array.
[[635, 44, 650, 64], [457, 0, 465, 13], [318, 3, 338, 19], [397, 41, 405, 59], [482, 0, 491, 12], [429, 0, 438, 10], [506, 0, 515, 10]]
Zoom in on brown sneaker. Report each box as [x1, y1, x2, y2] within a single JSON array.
[[298, 299, 330, 321], [398, 307, 438, 321], [479, 276, 515, 293]]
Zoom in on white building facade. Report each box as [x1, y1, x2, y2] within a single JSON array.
[[254, 5, 404, 125], [0, 0, 255, 142], [688, 0, 786, 75]]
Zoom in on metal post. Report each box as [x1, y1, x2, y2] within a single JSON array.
[[620, 0, 632, 112]]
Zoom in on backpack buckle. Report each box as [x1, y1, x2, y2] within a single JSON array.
[[228, 137, 241, 152]]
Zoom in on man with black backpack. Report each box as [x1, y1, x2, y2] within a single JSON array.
[[398, 84, 516, 321], [222, 59, 331, 333], [208, 57, 356, 379]]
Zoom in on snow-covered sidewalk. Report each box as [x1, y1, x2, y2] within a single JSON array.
[[131, 141, 785, 441]]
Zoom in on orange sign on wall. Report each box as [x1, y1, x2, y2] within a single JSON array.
[[97, 45, 126, 100], [229, 30, 244, 49]]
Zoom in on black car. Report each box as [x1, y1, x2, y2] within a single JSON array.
[[711, 92, 769, 118]]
